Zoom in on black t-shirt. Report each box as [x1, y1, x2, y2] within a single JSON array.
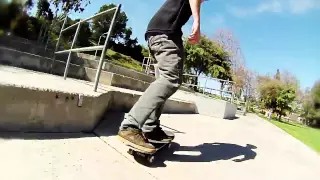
[[145, 0, 192, 40]]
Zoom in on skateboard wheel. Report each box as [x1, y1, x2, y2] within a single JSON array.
[[127, 149, 134, 155], [148, 156, 155, 163]]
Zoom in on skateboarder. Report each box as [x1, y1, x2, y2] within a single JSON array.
[[118, 0, 205, 153]]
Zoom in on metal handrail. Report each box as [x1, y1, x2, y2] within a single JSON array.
[[52, 5, 121, 92], [55, 46, 104, 54]]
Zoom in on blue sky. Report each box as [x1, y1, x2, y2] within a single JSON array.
[[31, 0, 319, 90]]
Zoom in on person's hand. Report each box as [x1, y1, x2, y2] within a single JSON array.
[[188, 21, 200, 44]]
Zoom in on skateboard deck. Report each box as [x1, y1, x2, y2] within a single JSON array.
[[126, 137, 174, 163]]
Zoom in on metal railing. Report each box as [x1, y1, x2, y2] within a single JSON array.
[[52, 5, 121, 92], [141, 58, 236, 102], [141, 55, 154, 74], [38, 14, 67, 51], [182, 74, 236, 102], [94, 32, 108, 60]]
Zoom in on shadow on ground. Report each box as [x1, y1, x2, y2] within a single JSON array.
[[94, 111, 187, 138], [137, 142, 257, 168], [224, 116, 240, 120], [0, 111, 185, 140], [0, 132, 95, 140]]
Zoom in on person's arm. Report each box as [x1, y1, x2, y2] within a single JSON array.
[[188, 0, 205, 44], [189, 0, 202, 24]]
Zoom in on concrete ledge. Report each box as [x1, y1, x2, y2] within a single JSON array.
[[78, 54, 193, 92], [0, 83, 197, 132], [0, 84, 110, 132], [109, 91, 197, 114], [192, 95, 237, 119]]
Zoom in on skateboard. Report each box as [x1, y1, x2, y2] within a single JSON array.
[[126, 138, 174, 163]]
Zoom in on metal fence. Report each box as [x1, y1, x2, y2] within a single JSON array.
[[141, 59, 236, 102], [182, 74, 235, 102], [141, 55, 155, 74], [94, 32, 109, 60], [51, 4, 121, 92], [37, 14, 67, 51]]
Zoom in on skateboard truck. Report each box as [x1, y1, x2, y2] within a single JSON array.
[[126, 139, 173, 164]]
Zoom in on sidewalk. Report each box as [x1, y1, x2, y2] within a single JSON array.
[[1, 113, 319, 180], [0, 66, 319, 180]]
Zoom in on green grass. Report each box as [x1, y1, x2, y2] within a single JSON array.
[[258, 114, 320, 153], [106, 49, 143, 72]]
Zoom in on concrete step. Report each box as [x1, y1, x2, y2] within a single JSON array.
[[0, 46, 192, 93], [0, 36, 193, 92], [0, 65, 197, 132]]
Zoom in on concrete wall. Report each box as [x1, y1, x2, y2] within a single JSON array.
[[0, 36, 237, 121], [192, 95, 237, 119], [78, 53, 155, 83], [1, 35, 192, 92], [109, 91, 197, 114], [0, 46, 103, 82], [77, 53, 193, 92], [0, 35, 54, 58], [0, 84, 197, 132], [0, 47, 193, 93], [0, 84, 110, 132]]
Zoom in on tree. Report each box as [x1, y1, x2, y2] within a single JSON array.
[[90, 4, 144, 61], [212, 29, 248, 99], [37, 0, 54, 21], [244, 70, 258, 101], [213, 29, 246, 77], [275, 86, 296, 120], [53, 17, 92, 48], [141, 45, 150, 58], [75, 20, 92, 47], [258, 77, 282, 111], [281, 70, 302, 102], [10, 14, 41, 40], [257, 74, 296, 120], [0, 0, 24, 29], [50, 0, 91, 14], [184, 35, 232, 92], [302, 81, 320, 127], [24, 0, 34, 10], [110, 27, 144, 61], [91, 3, 128, 43]]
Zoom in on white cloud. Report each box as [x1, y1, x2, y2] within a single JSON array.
[[210, 14, 225, 26], [288, 0, 320, 14], [229, 0, 320, 17], [256, 0, 283, 13]]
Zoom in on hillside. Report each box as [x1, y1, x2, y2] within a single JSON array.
[[106, 49, 143, 72]]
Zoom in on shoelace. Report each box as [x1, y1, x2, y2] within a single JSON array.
[[133, 129, 149, 143]]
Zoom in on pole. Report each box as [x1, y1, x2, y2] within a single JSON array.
[[54, 16, 67, 53], [41, 26, 48, 45], [45, 36, 50, 51], [63, 22, 82, 79], [37, 23, 44, 43], [51, 16, 67, 71], [94, 32, 108, 60], [93, 5, 121, 92], [94, 36, 102, 60], [203, 77, 208, 94]]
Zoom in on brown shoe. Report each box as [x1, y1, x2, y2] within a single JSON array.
[[118, 128, 156, 153]]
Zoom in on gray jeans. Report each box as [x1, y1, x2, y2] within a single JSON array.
[[119, 34, 185, 132]]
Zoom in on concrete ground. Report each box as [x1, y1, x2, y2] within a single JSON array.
[[0, 65, 193, 101], [1, 112, 319, 180], [0, 65, 319, 179]]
